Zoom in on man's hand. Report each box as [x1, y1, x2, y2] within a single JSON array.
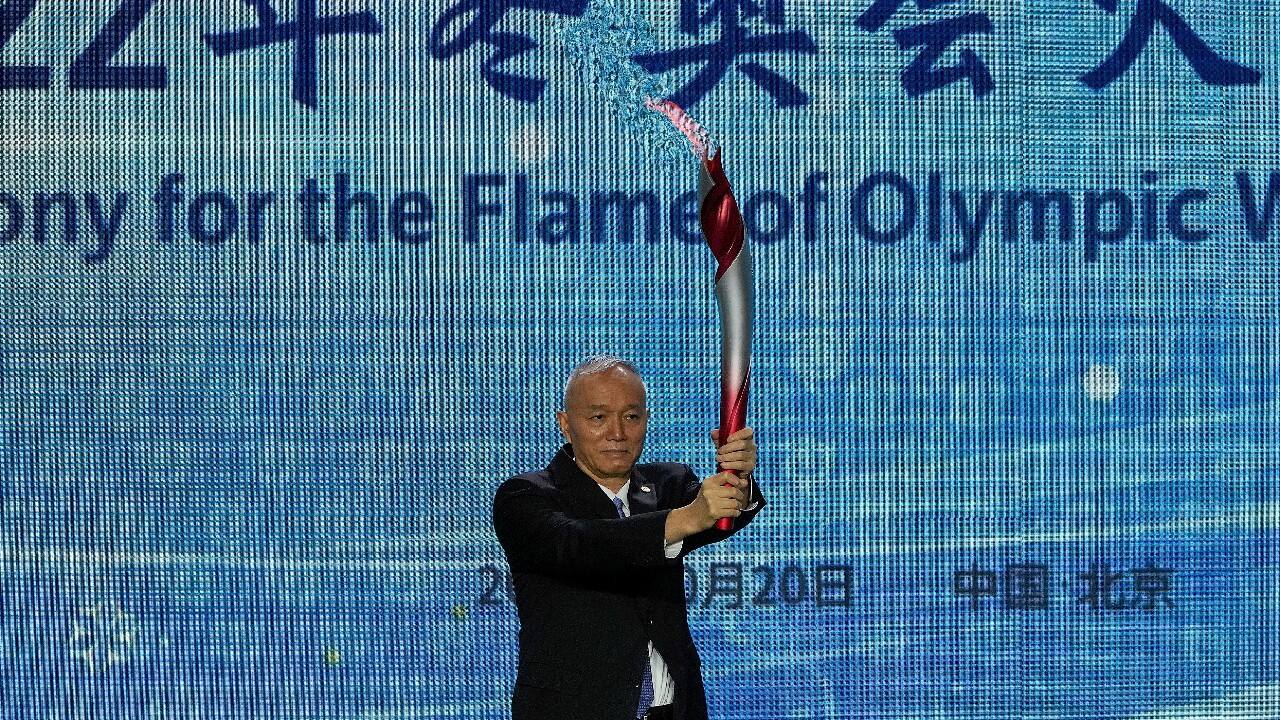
[[710, 426, 756, 475], [665, 472, 749, 543], [662, 427, 760, 544]]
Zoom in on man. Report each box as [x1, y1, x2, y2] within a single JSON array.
[[492, 355, 766, 720]]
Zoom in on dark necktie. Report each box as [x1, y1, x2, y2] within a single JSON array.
[[613, 495, 655, 716]]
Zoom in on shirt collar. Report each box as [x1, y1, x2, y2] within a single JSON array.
[[595, 478, 631, 507]]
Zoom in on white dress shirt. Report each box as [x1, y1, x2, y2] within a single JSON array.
[[596, 479, 681, 707]]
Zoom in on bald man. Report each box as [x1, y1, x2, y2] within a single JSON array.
[[492, 355, 766, 720]]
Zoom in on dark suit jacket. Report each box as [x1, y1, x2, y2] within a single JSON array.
[[492, 444, 766, 720]]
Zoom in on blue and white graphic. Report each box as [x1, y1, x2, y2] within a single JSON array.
[[0, 1, 1278, 719]]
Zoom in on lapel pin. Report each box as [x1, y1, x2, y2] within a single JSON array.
[[640, 485, 651, 493]]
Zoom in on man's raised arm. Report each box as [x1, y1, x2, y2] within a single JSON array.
[[668, 468, 766, 557]]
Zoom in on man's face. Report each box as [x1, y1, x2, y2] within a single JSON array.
[[556, 367, 649, 484]]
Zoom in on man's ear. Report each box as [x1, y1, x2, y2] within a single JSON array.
[[555, 410, 570, 442]]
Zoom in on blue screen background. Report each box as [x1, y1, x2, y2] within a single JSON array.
[[1, 1, 1278, 718]]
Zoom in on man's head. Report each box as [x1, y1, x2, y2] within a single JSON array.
[[556, 355, 649, 485]]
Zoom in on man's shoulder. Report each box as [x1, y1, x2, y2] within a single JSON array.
[[493, 458, 694, 504], [495, 469, 556, 498]]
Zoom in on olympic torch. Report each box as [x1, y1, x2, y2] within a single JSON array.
[[646, 100, 753, 532], [699, 148, 753, 531], [559, 9, 753, 532]]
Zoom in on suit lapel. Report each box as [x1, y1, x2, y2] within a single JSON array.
[[550, 444, 664, 518], [628, 466, 659, 516]]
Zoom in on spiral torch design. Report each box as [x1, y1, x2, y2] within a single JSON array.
[[700, 147, 753, 531], [647, 99, 753, 532]]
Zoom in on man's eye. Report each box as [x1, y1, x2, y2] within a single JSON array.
[[590, 415, 604, 421]]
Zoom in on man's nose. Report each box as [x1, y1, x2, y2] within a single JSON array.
[[605, 416, 626, 438]]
